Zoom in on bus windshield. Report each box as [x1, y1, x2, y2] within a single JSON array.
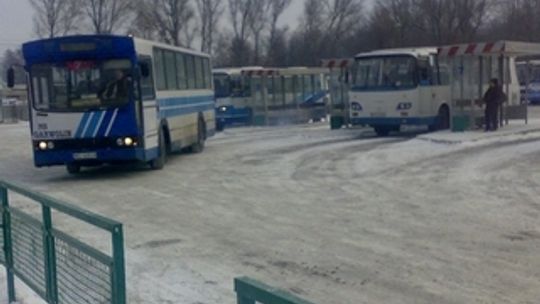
[[353, 56, 416, 90], [214, 73, 250, 98], [30, 59, 133, 112], [214, 73, 231, 98]]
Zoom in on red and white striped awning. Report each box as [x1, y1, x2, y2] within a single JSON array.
[[438, 42, 505, 57], [438, 41, 540, 57], [241, 69, 280, 77], [321, 58, 354, 69]]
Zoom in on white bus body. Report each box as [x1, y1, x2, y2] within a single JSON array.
[[349, 48, 451, 136]]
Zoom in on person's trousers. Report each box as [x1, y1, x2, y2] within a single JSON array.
[[485, 105, 499, 131]]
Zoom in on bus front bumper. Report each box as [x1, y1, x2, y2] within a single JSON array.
[[350, 116, 437, 127], [34, 148, 148, 167], [216, 106, 253, 124]]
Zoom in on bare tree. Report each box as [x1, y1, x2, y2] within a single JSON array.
[[266, 0, 292, 65], [132, 0, 196, 47], [248, 0, 272, 64], [228, 0, 256, 65], [83, 0, 132, 34], [30, 0, 82, 38], [195, 0, 224, 53], [321, 0, 365, 57]]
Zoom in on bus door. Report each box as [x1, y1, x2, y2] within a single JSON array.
[[417, 56, 436, 116], [138, 56, 158, 152]]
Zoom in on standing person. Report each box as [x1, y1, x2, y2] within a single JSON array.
[[483, 78, 506, 131]]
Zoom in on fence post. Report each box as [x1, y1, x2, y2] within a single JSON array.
[[112, 224, 126, 304], [1, 186, 16, 302], [42, 205, 58, 303]]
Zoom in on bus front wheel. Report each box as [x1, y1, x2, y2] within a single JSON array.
[[66, 163, 81, 174], [150, 129, 166, 170], [191, 117, 206, 153], [374, 127, 391, 137], [429, 105, 450, 131]]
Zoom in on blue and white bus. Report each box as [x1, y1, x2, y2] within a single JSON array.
[[349, 48, 451, 136], [214, 67, 329, 128], [213, 67, 261, 130], [19, 35, 215, 173]]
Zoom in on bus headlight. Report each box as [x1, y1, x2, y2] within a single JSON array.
[[218, 106, 227, 112], [117, 137, 137, 147], [124, 137, 134, 146], [37, 141, 55, 150]]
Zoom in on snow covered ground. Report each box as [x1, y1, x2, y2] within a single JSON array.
[[1, 112, 540, 304]]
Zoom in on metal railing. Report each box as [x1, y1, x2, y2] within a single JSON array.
[[235, 277, 315, 304], [1, 180, 126, 304]]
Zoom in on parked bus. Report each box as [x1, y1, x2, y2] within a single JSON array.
[[517, 60, 540, 104], [349, 48, 451, 136], [244, 67, 329, 125], [214, 66, 329, 128], [213, 67, 261, 130], [17, 35, 215, 173]]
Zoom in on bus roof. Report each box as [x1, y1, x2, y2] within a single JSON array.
[[22, 35, 210, 66], [133, 36, 210, 58], [213, 67, 264, 75], [215, 66, 328, 77], [355, 47, 438, 59]]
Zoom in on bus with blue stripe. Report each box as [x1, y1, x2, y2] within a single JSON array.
[[214, 67, 329, 128], [213, 67, 262, 130], [21, 35, 215, 173]]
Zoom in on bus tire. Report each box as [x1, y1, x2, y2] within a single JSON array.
[[216, 120, 225, 132], [191, 117, 206, 153], [150, 128, 166, 170], [374, 127, 391, 137], [430, 105, 450, 131], [66, 163, 81, 174]]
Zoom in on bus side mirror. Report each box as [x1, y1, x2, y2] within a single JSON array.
[[140, 62, 150, 78], [7, 67, 15, 88]]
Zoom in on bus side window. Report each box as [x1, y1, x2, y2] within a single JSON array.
[[418, 58, 433, 85], [139, 58, 155, 100]]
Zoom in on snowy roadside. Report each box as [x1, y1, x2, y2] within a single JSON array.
[[1, 120, 540, 304]]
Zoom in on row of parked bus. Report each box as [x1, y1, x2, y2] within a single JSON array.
[[7, 34, 527, 172]]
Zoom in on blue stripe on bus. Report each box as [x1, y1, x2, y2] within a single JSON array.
[[158, 95, 214, 108], [96, 110, 115, 137], [159, 103, 214, 119], [157, 96, 215, 119], [83, 111, 104, 138], [74, 112, 91, 138]]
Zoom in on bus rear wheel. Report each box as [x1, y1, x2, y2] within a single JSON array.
[[150, 128, 166, 170], [374, 127, 391, 137], [191, 118, 206, 153], [66, 163, 81, 174], [429, 105, 450, 132]]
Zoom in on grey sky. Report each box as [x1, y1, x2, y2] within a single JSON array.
[[0, 0, 373, 55]]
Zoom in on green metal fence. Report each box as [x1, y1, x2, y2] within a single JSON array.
[[0, 180, 126, 304], [235, 277, 315, 304]]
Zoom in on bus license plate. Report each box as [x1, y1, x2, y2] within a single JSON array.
[[73, 152, 97, 160], [371, 112, 386, 117]]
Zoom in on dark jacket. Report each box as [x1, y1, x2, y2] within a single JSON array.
[[483, 86, 506, 108]]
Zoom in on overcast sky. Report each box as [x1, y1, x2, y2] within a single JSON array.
[[0, 0, 373, 55]]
